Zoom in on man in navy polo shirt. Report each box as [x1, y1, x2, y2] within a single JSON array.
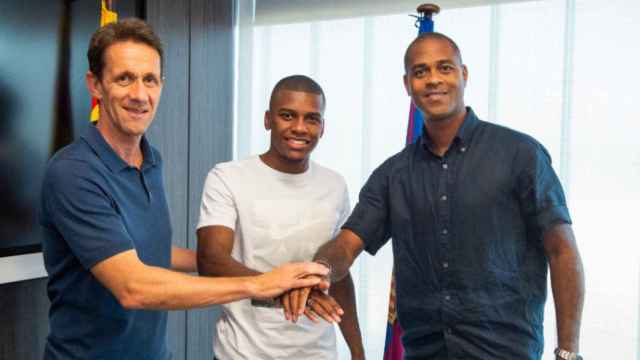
[[288, 32, 585, 360], [39, 18, 329, 360]]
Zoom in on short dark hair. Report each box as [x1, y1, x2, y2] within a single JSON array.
[[87, 18, 163, 80], [269, 75, 326, 112], [404, 32, 463, 72]]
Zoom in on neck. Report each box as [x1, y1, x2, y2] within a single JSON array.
[[424, 107, 467, 157], [259, 150, 308, 174], [96, 120, 143, 168]]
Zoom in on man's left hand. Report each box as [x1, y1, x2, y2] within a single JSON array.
[[279, 274, 330, 322], [302, 289, 343, 324]]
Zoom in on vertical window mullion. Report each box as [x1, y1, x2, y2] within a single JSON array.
[[487, 4, 501, 124], [559, 0, 576, 201]]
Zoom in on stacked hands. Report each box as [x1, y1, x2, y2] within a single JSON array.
[[279, 274, 344, 324], [250, 261, 343, 323]]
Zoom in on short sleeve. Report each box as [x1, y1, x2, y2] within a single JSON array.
[[514, 140, 572, 239], [197, 166, 238, 230], [333, 181, 351, 238], [342, 161, 392, 255], [43, 161, 134, 270]]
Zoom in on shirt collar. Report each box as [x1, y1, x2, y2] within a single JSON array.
[[82, 124, 156, 172], [420, 106, 480, 151], [139, 135, 157, 170], [455, 106, 480, 145]]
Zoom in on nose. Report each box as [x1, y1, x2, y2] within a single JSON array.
[[426, 72, 443, 87], [291, 117, 308, 134], [128, 79, 148, 101]]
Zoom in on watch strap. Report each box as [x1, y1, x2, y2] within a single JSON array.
[[554, 347, 583, 360]]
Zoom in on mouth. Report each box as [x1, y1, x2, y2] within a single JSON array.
[[285, 137, 310, 149], [123, 106, 150, 118], [424, 91, 448, 101]]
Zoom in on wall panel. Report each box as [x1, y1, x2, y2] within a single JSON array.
[[1, 0, 235, 358], [0, 1, 139, 359], [186, 0, 235, 358], [145, 1, 191, 359]]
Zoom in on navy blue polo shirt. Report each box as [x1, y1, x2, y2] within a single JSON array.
[[343, 108, 571, 359], [39, 124, 172, 360]]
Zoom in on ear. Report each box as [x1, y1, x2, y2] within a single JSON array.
[[462, 65, 468, 87], [86, 71, 102, 99], [264, 110, 271, 130], [403, 74, 411, 96], [319, 118, 325, 138]]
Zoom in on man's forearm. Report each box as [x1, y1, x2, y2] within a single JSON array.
[[127, 265, 259, 309], [331, 273, 364, 359], [92, 250, 329, 311], [544, 224, 585, 354], [196, 226, 261, 277], [313, 229, 363, 282], [281, 230, 364, 321], [198, 253, 261, 277], [95, 251, 258, 310], [550, 248, 585, 352], [171, 246, 197, 273]]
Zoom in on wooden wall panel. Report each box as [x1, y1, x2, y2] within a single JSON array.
[[186, 0, 235, 358], [0, 2, 139, 359], [1, 0, 235, 358], [145, 1, 191, 359], [147, 0, 235, 359], [0, 279, 49, 360]]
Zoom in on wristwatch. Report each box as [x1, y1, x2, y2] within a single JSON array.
[[554, 348, 583, 360], [314, 259, 333, 279]]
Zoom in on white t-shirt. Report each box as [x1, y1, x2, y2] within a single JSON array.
[[197, 156, 350, 360]]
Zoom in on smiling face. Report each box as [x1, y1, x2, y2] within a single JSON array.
[[87, 40, 163, 142], [403, 36, 468, 123], [262, 89, 325, 173]]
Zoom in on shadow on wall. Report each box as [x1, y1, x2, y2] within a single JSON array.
[[0, 76, 37, 248]]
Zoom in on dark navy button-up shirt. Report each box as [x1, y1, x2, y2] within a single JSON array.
[[39, 124, 172, 360], [343, 108, 571, 360]]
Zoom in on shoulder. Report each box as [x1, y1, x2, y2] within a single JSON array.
[[42, 143, 112, 214], [202, 157, 258, 191], [208, 157, 255, 178], [48, 138, 94, 166], [375, 142, 418, 176], [479, 120, 553, 170], [480, 120, 546, 152], [354, 144, 416, 192], [45, 140, 105, 189], [310, 161, 347, 187]]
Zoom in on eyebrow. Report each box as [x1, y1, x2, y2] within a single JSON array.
[[278, 108, 322, 117], [411, 59, 456, 70], [114, 70, 135, 77], [113, 70, 160, 78]]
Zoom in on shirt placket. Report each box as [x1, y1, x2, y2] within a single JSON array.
[[439, 142, 467, 353], [435, 152, 453, 333]]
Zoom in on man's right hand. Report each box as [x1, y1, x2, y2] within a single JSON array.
[[249, 262, 330, 300]]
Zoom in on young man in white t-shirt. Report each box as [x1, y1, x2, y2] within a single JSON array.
[[197, 75, 364, 360]]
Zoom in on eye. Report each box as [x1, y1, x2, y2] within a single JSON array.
[[115, 74, 133, 86], [279, 112, 293, 120], [439, 64, 455, 73], [306, 115, 321, 124], [413, 68, 426, 77], [143, 75, 160, 87]]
